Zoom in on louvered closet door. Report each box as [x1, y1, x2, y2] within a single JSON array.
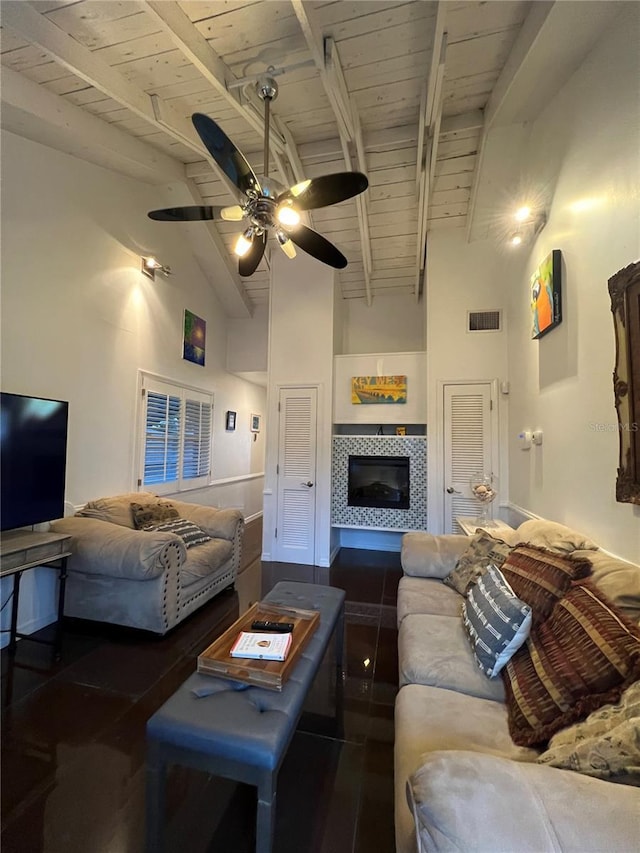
[[443, 383, 493, 533], [275, 387, 317, 564]]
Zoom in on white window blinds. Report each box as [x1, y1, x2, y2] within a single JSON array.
[[139, 376, 212, 493]]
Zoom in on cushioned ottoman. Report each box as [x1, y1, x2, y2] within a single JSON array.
[[145, 582, 345, 853]]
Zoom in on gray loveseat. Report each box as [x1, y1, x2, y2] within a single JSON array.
[[395, 519, 640, 853], [51, 492, 244, 634]]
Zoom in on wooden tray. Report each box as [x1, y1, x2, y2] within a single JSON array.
[[197, 601, 320, 691]]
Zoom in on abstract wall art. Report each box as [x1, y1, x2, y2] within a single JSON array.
[[183, 309, 206, 365], [530, 250, 562, 339]]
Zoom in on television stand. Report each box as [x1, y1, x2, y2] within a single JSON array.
[[0, 529, 72, 660]]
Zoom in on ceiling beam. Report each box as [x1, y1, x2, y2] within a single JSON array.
[[291, 1, 354, 140], [291, 1, 372, 305], [416, 2, 447, 191], [1, 67, 185, 185], [139, 0, 289, 162], [415, 32, 447, 300], [0, 0, 249, 203]]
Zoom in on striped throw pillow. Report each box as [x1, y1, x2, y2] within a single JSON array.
[[501, 544, 591, 624], [462, 566, 532, 678], [144, 518, 212, 549], [502, 579, 640, 746]]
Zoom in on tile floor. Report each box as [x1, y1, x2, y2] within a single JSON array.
[[1, 548, 401, 853]]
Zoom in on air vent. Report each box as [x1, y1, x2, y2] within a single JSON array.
[[467, 310, 502, 332]]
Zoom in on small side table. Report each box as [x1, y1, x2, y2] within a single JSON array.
[[455, 517, 515, 538], [0, 529, 72, 660]]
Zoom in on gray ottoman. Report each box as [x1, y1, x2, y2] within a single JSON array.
[[145, 582, 345, 853]]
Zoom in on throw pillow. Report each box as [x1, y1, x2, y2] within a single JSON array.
[[131, 501, 179, 530], [514, 519, 598, 553], [144, 518, 212, 549], [443, 531, 512, 596], [502, 579, 640, 746], [501, 544, 591, 624], [462, 566, 532, 678], [536, 680, 640, 783]]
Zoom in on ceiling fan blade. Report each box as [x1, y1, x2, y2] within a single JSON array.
[[287, 225, 348, 269], [279, 172, 368, 211], [148, 205, 226, 222], [192, 113, 261, 198], [239, 232, 267, 277]]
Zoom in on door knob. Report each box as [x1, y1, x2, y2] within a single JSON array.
[[446, 487, 461, 494], [301, 481, 314, 487]]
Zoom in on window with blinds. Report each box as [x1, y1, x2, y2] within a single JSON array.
[[139, 375, 213, 493]]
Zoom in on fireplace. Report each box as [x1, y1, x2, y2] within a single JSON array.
[[348, 455, 410, 510]]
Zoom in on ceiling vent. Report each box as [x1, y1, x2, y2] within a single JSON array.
[[467, 310, 502, 332]]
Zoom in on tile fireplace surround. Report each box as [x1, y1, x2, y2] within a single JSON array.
[[331, 435, 427, 530]]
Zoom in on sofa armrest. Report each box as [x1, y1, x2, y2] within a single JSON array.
[[408, 750, 640, 853], [170, 502, 244, 541], [401, 533, 468, 579], [50, 517, 186, 580]]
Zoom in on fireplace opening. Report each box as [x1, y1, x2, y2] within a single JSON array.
[[348, 455, 410, 509]]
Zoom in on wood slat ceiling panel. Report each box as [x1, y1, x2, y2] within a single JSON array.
[[0, 0, 533, 307], [45, 5, 158, 50]]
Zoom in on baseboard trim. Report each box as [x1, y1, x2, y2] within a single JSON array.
[[0, 611, 56, 649]]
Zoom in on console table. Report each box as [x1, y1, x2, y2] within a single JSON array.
[[0, 529, 72, 660], [456, 517, 515, 537]]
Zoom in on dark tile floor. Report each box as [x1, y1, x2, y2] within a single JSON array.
[[1, 548, 401, 853]]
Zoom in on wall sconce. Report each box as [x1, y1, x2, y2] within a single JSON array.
[[508, 205, 547, 248], [141, 256, 172, 280]]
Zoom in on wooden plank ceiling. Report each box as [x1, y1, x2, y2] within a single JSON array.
[[1, 0, 531, 312]]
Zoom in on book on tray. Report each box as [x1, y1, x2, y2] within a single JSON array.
[[230, 631, 293, 662]]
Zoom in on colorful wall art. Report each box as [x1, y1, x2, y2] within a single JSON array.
[[183, 309, 206, 365], [530, 250, 562, 339], [351, 375, 407, 404]]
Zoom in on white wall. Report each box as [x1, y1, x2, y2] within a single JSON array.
[[505, 6, 640, 561], [226, 303, 269, 374], [264, 251, 336, 567], [426, 229, 516, 531], [333, 352, 427, 425], [0, 130, 266, 640], [340, 292, 425, 354]]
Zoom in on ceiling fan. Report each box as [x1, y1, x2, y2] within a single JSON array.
[[148, 76, 369, 277]]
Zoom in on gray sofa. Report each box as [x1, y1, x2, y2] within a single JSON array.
[[395, 520, 640, 853], [51, 492, 244, 634]]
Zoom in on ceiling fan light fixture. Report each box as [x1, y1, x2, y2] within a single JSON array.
[[288, 179, 312, 198], [220, 205, 245, 221], [234, 229, 254, 257], [276, 229, 297, 258], [276, 201, 301, 227]]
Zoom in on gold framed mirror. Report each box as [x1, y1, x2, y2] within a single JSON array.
[[609, 260, 640, 504]]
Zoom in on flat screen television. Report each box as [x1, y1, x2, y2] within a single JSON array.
[[1, 392, 69, 532]]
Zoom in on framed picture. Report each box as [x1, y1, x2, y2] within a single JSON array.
[[530, 250, 562, 339], [351, 375, 407, 404], [226, 410, 236, 431], [250, 413, 261, 433], [183, 309, 206, 365]]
